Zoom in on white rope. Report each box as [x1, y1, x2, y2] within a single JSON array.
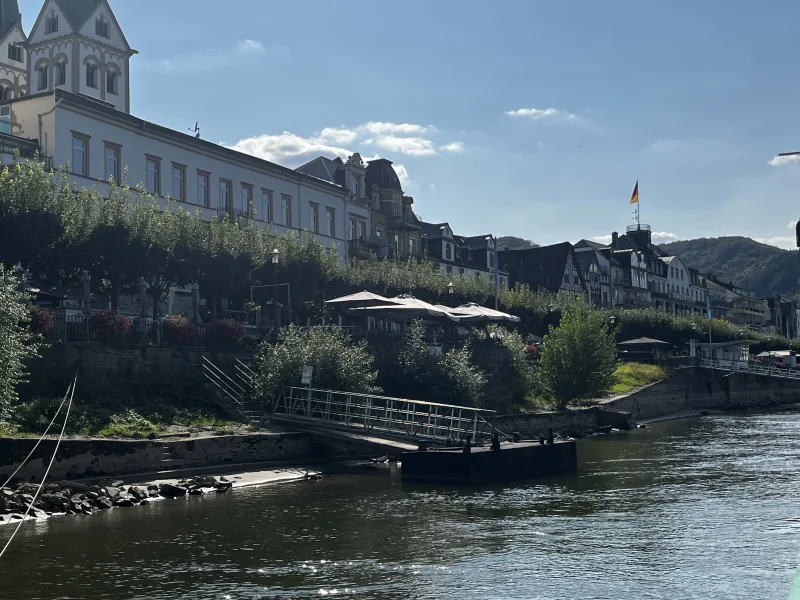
[[0, 374, 77, 562], [0, 382, 72, 491]]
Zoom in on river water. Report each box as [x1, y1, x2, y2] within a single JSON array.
[[2, 412, 800, 599]]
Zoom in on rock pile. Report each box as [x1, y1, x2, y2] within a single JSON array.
[[0, 476, 234, 523]]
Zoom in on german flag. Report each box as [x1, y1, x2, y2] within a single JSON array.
[[629, 180, 639, 204]]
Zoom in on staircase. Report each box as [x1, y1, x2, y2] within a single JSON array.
[[198, 356, 265, 426]]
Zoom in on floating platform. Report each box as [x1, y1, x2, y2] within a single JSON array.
[[400, 440, 577, 484]]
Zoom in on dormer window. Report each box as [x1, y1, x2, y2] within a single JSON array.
[[45, 10, 58, 34], [445, 244, 452, 261], [96, 15, 110, 39], [7, 43, 22, 63]]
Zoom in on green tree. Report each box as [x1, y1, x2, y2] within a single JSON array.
[[537, 303, 617, 409], [252, 325, 380, 402], [0, 266, 41, 419]]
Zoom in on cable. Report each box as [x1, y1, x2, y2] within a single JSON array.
[[0, 382, 72, 491], [0, 373, 77, 562]]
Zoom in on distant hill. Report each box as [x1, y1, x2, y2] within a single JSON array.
[[660, 236, 799, 299], [497, 236, 539, 251]]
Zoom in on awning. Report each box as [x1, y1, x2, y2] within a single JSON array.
[[348, 295, 463, 322], [453, 302, 521, 324], [325, 291, 403, 308]]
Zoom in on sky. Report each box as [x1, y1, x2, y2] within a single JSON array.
[[19, 0, 800, 249]]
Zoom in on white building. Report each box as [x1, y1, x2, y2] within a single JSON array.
[[0, 0, 369, 261]]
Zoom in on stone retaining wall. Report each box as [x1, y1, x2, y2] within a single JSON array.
[[600, 367, 800, 421]]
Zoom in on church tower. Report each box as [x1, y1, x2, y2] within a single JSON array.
[[26, 0, 136, 112], [0, 0, 27, 100]]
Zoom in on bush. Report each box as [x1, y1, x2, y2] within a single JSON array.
[[162, 314, 198, 345], [88, 310, 131, 342], [380, 320, 486, 407], [28, 306, 55, 334], [472, 325, 536, 410], [537, 303, 618, 409], [209, 319, 245, 346], [97, 409, 161, 438], [253, 325, 380, 401]]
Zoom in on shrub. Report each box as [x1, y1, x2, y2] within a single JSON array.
[[253, 325, 380, 401], [209, 319, 246, 346], [88, 310, 131, 342], [162, 314, 198, 345], [472, 325, 536, 410], [537, 303, 618, 409], [28, 306, 55, 334], [97, 409, 161, 438]]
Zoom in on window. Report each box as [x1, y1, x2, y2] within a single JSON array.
[[446, 266, 453, 276], [197, 171, 209, 207], [239, 185, 252, 215], [172, 164, 186, 201], [445, 244, 452, 261], [219, 180, 231, 212], [309, 204, 319, 233], [349, 218, 356, 241], [393, 234, 400, 252], [409, 238, 416, 255], [261, 189, 272, 222], [326, 207, 335, 237], [55, 61, 66, 86], [375, 227, 383, 238], [45, 10, 58, 33], [71, 134, 89, 176], [352, 175, 360, 201], [104, 143, 120, 182], [459, 268, 465, 277], [37, 64, 48, 90], [7, 43, 22, 63], [96, 14, 110, 38], [86, 63, 98, 88], [488, 250, 494, 268], [0, 86, 10, 102], [358, 221, 366, 240], [146, 156, 161, 195], [0, 106, 10, 135], [106, 71, 118, 95], [372, 192, 379, 207], [393, 203, 402, 217], [281, 195, 291, 226]]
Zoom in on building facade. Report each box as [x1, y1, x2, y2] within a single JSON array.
[[574, 239, 614, 308], [701, 275, 767, 331], [499, 242, 586, 297]]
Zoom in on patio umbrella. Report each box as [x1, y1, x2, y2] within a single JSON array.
[[453, 302, 521, 324], [349, 295, 463, 322], [325, 291, 403, 308], [81, 271, 91, 316], [617, 337, 671, 347]]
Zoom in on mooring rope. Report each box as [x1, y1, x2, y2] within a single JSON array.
[[0, 381, 73, 491], [0, 373, 77, 562]]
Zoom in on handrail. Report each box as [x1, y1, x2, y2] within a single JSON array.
[[202, 356, 246, 396], [281, 386, 496, 413], [701, 357, 800, 380]]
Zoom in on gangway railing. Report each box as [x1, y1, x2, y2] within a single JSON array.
[[701, 358, 800, 380], [273, 386, 496, 444], [201, 356, 246, 409]]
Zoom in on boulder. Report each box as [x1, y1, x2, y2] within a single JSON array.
[[214, 481, 233, 492], [0, 496, 6, 513], [94, 497, 113, 510], [58, 481, 90, 493], [128, 487, 147, 501], [80, 501, 94, 514], [158, 483, 187, 498], [30, 507, 48, 519], [193, 475, 217, 488], [147, 484, 159, 491], [188, 488, 204, 496], [147, 489, 160, 498], [105, 487, 121, 500], [113, 495, 136, 508], [16, 483, 37, 495], [139, 499, 149, 506], [87, 491, 100, 501], [17, 493, 35, 506], [43, 483, 62, 494]]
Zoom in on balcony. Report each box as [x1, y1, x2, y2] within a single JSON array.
[[624, 298, 650, 307], [669, 292, 694, 303], [388, 216, 422, 231], [0, 132, 52, 170]]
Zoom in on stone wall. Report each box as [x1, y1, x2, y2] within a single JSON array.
[[600, 367, 800, 421], [0, 432, 338, 482], [492, 407, 633, 439]]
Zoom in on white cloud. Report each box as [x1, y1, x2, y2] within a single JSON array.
[[394, 164, 411, 188], [754, 236, 796, 250], [230, 131, 351, 167], [769, 154, 800, 167], [317, 127, 358, 145], [505, 107, 578, 121], [360, 122, 431, 135], [142, 39, 287, 73], [440, 142, 465, 153], [429, 183, 438, 193], [788, 221, 797, 229], [591, 235, 612, 245], [365, 135, 437, 157]]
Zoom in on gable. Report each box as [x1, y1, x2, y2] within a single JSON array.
[[77, 1, 131, 52], [27, 0, 69, 45], [0, 22, 26, 60]]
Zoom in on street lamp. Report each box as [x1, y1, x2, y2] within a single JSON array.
[[447, 281, 455, 307], [272, 248, 280, 340]]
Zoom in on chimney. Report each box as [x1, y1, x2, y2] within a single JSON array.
[[611, 232, 618, 249]]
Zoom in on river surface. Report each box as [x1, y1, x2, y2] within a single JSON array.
[[2, 412, 800, 599]]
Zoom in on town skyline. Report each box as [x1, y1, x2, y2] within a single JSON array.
[[14, 0, 800, 249]]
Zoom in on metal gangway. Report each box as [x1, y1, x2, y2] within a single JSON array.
[[701, 357, 800, 380], [271, 386, 497, 447]]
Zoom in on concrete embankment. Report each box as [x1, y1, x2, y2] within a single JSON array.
[[0, 431, 378, 482], [599, 366, 800, 421]]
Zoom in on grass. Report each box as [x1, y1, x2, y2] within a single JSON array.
[[610, 362, 668, 395]]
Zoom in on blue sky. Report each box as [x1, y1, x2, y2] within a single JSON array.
[[21, 0, 800, 248]]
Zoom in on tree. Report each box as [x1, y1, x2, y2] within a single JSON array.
[[496, 236, 539, 251], [0, 265, 41, 419], [252, 326, 380, 402], [536, 303, 617, 409]]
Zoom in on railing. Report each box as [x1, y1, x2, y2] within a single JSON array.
[[701, 357, 800, 380], [273, 387, 496, 444], [201, 356, 246, 409]]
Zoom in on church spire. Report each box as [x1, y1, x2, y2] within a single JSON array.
[[0, 0, 20, 38]]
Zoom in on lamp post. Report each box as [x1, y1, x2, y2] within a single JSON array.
[[272, 248, 280, 341], [447, 281, 455, 308]]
